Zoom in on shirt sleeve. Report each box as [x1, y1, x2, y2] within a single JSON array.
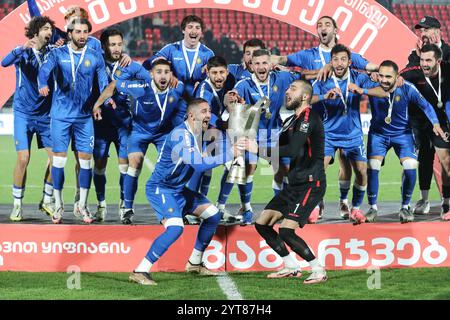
[[27, 0, 41, 17], [95, 55, 109, 92], [38, 49, 57, 89], [357, 72, 378, 89], [350, 53, 369, 70], [286, 50, 310, 68], [1, 46, 24, 67], [115, 80, 148, 98], [180, 130, 233, 172], [142, 44, 172, 70], [407, 83, 439, 124]]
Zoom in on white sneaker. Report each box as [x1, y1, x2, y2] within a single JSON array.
[[73, 201, 81, 218], [10, 204, 23, 222], [119, 200, 126, 219], [52, 207, 64, 224], [413, 199, 430, 215], [75, 205, 94, 224], [96, 204, 107, 222], [339, 201, 350, 219], [303, 269, 328, 284], [220, 207, 239, 223]]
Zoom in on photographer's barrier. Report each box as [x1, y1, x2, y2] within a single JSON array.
[[1, 222, 449, 272]]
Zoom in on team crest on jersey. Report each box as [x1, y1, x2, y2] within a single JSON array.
[[169, 96, 174, 103], [395, 95, 401, 102], [299, 121, 309, 132], [272, 85, 278, 93], [196, 58, 202, 65], [115, 69, 122, 77], [84, 59, 91, 67]]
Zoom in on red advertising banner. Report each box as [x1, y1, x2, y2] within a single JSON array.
[[1, 222, 449, 272], [0, 0, 417, 108]]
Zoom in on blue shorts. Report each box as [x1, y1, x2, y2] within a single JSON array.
[[93, 125, 129, 160], [368, 132, 417, 160], [325, 136, 367, 162], [127, 129, 168, 155], [146, 184, 211, 222], [51, 117, 94, 154], [13, 114, 52, 151]]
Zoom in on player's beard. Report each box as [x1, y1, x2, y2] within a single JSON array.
[[72, 38, 87, 50], [286, 97, 301, 111]]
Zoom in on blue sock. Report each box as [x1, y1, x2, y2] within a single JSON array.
[[124, 169, 140, 209], [402, 169, 416, 206], [339, 180, 351, 201], [195, 212, 221, 251], [119, 173, 126, 201], [79, 167, 92, 189], [145, 226, 184, 263], [52, 166, 65, 191], [93, 173, 106, 202], [200, 171, 212, 197], [367, 169, 379, 206], [217, 169, 234, 205], [238, 179, 253, 206], [352, 183, 366, 208]]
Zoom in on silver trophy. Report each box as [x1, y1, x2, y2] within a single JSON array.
[[226, 97, 271, 185]]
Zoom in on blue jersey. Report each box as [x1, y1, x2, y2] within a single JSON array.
[[287, 46, 369, 71], [99, 61, 150, 129], [27, 0, 102, 52], [1, 45, 55, 119], [234, 71, 301, 135], [38, 44, 109, 121], [364, 81, 440, 137], [116, 79, 184, 136], [228, 64, 252, 81], [148, 122, 232, 191], [142, 41, 214, 98], [194, 76, 235, 126], [313, 69, 372, 141]]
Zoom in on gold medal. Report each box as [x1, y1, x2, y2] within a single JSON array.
[[265, 111, 272, 120], [385, 116, 392, 124], [169, 96, 174, 103], [437, 101, 443, 109], [84, 59, 91, 67], [197, 58, 202, 65], [114, 69, 122, 77]]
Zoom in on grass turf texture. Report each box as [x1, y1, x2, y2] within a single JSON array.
[[0, 135, 442, 205], [1, 268, 450, 300]]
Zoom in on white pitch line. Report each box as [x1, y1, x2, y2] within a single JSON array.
[[216, 272, 244, 300]]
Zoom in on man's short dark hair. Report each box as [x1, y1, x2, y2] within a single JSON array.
[[331, 44, 351, 59], [421, 44, 443, 60], [100, 28, 123, 48], [294, 80, 313, 104], [151, 58, 171, 69], [25, 16, 55, 39], [181, 15, 204, 31], [207, 56, 227, 70], [379, 60, 399, 74], [67, 18, 92, 33], [252, 49, 271, 59], [187, 97, 209, 114], [243, 39, 266, 52]]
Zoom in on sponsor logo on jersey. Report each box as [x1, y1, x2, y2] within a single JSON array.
[[300, 122, 309, 132]]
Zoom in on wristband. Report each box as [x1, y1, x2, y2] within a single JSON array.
[[363, 89, 369, 95]]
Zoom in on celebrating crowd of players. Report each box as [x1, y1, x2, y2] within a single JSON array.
[[2, 2, 450, 284]]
